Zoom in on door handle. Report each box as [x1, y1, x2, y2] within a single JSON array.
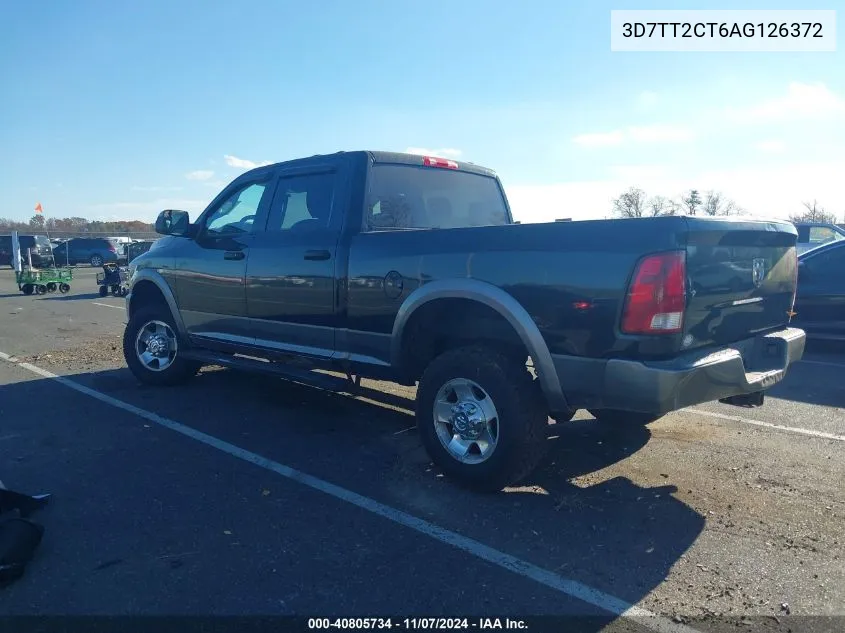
[[304, 249, 331, 261], [223, 251, 245, 260]]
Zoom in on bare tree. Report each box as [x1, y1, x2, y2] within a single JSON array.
[[701, 190, 742, 216], [789, 200, 838, 224], [611, 187, 648, 218], [647, 195, 670, 217]]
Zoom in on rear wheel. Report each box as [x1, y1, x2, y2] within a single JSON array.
[[58, 283, 70, 294], [123, 305, 201, 386], [589, 409, 661, 426], [21, 284, 34, 295], [415, 345, 549, 492], [90, 254, 104, 267], [46, 282, 57, 293], [98, 285, 108, 297]]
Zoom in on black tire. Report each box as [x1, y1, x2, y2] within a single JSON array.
[[21, 284, 34, 295], [36, 285, 47, 295], [110, 284, 121, 296], [46, 283, 57, 293], [123, 305, 201, 386], [415, 345, 549, 493], [90, 254, 103, 267], [59, 283, 70, 294], [589, 409, 661, 426], [98, 285, 108, 297]]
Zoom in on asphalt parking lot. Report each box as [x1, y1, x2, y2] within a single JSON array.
[[0, 266, 843, 632]]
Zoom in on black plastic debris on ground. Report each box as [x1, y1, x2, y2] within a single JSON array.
[[0, 486, 51, 588]]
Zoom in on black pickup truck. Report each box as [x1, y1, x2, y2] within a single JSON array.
[[123, 150, 806, 491]]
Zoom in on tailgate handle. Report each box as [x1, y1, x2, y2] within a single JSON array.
[[223, 251, 245, 261]]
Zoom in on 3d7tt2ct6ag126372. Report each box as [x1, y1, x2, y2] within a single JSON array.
[[120, 150, 806, 491]]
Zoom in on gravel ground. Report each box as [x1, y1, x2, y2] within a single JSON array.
[[0, 268, 843, 632]]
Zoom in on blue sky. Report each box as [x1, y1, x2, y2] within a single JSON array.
[[1, 0, 843, 224]]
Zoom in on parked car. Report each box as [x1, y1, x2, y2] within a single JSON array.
[[122, 150, 806, 491], [126, 240, 155, 264], [51, 237, 121, 266], [0, 234, 54, 268], [792, 239, 845, 340], [793, 222, 845, 255]]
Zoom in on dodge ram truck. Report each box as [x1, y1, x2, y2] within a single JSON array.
[[122, 150, 806, 491]]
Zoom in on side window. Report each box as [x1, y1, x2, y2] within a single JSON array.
[[809, 226, 836, 245], [803, 245, 845, 278], [267, 172, 336, 233], [205, 182, 269, 235]]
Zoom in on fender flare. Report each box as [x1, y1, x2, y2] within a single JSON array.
[[390, 279, 569, 413], [127, 269, 187, 339]]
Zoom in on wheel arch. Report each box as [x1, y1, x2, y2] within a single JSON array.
[[390, 279, 569, 413], [127, 270, 187, 339]]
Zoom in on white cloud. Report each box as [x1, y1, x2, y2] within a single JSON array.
[[223, 154, 273, 169], [131, 185, 184, 192], [755, 140, 786, 154], [185, 170, 215, 181], [504, 161, 845, 225], [628, 124, 695, 143], [573, 124, 694, 147], [405, 147, 463, 158], [726, 82, 845, 123]]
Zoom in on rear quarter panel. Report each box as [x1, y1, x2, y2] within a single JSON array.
[[345, 217, 688, 362]]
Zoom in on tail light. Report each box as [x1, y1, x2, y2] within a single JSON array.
[[422, 156, 458, 169], [621, 250, 686, 334], [108, 244, 117, 252]]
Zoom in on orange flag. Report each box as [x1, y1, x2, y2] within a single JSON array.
[[34, 202, 43, 214]]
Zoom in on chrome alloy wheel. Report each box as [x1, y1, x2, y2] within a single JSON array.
[[433, 378, 500, 464], [135, 319, 178, 372]]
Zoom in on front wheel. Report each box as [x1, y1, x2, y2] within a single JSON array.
[[98, 285, 108, 297], [123, 306, 201, 386], [416, 346, 549, 492]]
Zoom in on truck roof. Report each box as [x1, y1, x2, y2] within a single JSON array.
[[240, 150, 499, 180]]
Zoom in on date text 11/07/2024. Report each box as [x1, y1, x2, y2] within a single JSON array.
[[307, 618, 528, 630]]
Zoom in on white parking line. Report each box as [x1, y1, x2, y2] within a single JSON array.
[[0, 352, 695, 633], [92, 302, 124, 310], [685, 407, 845, 442]]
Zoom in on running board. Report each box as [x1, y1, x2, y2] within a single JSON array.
[[181, 349, 360, 394]]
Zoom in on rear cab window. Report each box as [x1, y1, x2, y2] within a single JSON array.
[[364, 163, 511, 231], [809, 225, 845, 246]]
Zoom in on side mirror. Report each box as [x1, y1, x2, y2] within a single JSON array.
[[155, 209, 191, 236]]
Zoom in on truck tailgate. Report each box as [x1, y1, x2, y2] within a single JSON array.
[[683, 217, 798, 349]]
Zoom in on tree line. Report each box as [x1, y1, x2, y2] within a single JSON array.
[[611, 187, 742, 218], [611, 187, 842, 224], [0, 215, 154, 235]]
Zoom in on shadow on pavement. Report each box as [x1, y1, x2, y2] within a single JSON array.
[[35, 292, 111, 302], [0, 365, 705, 625]]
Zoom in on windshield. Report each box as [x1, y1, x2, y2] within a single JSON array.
[[366, 165, 510, 230]]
